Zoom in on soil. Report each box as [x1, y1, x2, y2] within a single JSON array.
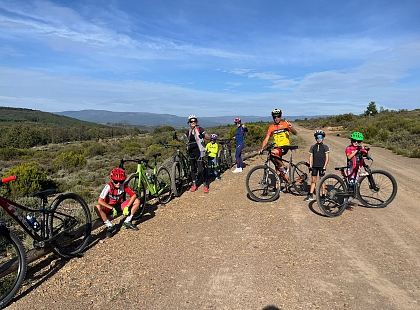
[[5, 125, 420, 310]]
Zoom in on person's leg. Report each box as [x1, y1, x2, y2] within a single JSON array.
[[236, 143, 244, 168]]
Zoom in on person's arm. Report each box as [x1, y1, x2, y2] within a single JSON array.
[[260, 132, 271, 153], [308, 153, 313, 168], [286, 120, 297, 135], [97, 197, 114, 211], [347, 147, 359, 160], [324, 152, 329, 168]]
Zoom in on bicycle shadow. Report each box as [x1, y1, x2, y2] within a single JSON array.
[[12, 253, 71, 304]]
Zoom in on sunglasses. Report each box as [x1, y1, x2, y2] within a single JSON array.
[[351, 139, 362, 143], [112, 180, 124, 184], [189, 120, 197, 123], [273, 115, 281, 119], [316, 135, 324, 139]]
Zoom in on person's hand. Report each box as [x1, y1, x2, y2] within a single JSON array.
[[258, 149, 264, 155], [321, 168, 326, 175], [364, 146, 370, 151], [357, 146, 362, 152], [199, 133, 205, 139], [112, 208, 118, 217], [173, 132, 177, 140], [123, 206, 130, 216], [308, 167, 313, 172]]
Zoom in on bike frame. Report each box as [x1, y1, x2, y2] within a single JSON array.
[[0, 186, 59, 247]]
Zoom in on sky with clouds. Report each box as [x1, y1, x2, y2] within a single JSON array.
[[0, 0, 419, 117]]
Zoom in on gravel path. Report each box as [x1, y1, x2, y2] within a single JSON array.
[[5, 125, 420, 310]]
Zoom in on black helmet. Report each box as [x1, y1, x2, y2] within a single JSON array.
[[271, 108, 282, 118]]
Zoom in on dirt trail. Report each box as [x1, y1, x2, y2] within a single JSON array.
[[6, 125, 420, 310]]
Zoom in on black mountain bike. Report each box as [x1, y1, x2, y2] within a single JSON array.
[[315, 155, 397, 217], [162, 143, 192, 197], [0, 176, 92, 308], [217, 139, 233, 173], [245, 143, 310, 202]]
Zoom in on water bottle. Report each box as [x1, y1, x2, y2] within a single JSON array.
[[146, 173, 154, 184], [27, 215, 40, 231]]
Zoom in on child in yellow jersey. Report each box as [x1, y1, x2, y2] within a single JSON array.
[[206, 134, 222, 180]]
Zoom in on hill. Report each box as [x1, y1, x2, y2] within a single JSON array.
[[57, 110, 309, 127]]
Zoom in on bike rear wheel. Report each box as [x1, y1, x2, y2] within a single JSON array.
[[49, 193, 92, 258], [291, 161, 310, 196], [316, 174, 349, 217], [357, 170, 397, 208], [0, 226, 27, 308], [246, 165, 281, 202], [125, 173, 146, 220], [171, 161, 183, 197], [156, 166, 172, 204]]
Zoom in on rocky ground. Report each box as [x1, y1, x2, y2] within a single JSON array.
[[5, 125, 420, 310]]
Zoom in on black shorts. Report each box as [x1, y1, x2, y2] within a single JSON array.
[[311, 167, 325, 177]]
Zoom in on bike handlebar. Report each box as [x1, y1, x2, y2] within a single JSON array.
[[0, 175, 17, 185], [120, 158, 153, 169]]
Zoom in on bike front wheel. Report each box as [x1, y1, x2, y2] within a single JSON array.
[[171, 161, 183, 197], [316, 174, 349, 217], [125, 173, 147, 220], [246, 165, 281, 202], [49, 193, 92, 258], [0, 226, 27, 308], [357, 170, 397, 208], [291, 161, 310, 196], [156, 166, 172, 204]]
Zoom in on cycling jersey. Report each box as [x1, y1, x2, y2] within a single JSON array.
[[206, 142, 219, 158], [99, 182, 135, 205], [309, 143, 329, 168], [267, 121, 292, 147]]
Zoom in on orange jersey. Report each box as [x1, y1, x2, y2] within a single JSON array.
[[267, 121, 291, 147]]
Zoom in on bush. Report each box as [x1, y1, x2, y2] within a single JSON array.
[[53, 151, 87, 172], [2, 162, 56, 199]]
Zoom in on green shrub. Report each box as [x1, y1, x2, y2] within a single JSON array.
[[53, 151, 87, 172], [2, 162, 55, 199]]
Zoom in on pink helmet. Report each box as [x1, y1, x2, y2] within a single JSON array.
[[110, 168, 126, 181], [210, 134, 218, 140], [234, 117, 241, 124]]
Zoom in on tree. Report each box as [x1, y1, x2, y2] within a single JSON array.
[[364, 101, 378, 116]]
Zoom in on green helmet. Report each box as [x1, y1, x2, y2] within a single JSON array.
[[350, 131, 364, 141]]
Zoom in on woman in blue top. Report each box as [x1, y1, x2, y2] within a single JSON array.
[[232, 117, 248, 173]]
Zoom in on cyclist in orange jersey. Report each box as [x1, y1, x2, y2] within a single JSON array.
[[259, 108, 297, 174]]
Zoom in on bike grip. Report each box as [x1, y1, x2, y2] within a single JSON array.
[[1, 175, 17, 183]]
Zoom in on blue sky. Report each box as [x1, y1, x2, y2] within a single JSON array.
[[1, 0, 419, 117]]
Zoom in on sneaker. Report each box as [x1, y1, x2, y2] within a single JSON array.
[[123, 221, 139, 231], [346, 206, 354, 211], [232, 167, 243, 173], [203, 185, 209, 193], [216, 177, 222, 181], [303, 194, 314, 202], [106, 225, 116, 238], [190, 185, 197, 192], [320, 197, 326, 205]]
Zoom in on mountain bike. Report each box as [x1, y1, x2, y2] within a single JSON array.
[[315, 155, 397, 217], [245, 143, 310, 202], [0, 176, 92, 308], [217, 139, 233, 173], [120, 154, 172, 219], [162, 143, 192, 197]]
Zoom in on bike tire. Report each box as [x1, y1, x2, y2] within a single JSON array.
[[246, 165, 281, 202], [0, 226, 27, 309], [171, 161, 183, 197], [49, 193, 92, 258], [125, 173, 147, 220], [357, 170, 397, 208], [225, 150, 233, 170], [156, 166, 172, 204], [291, 161, 310, 196], [316, 174, 348, 217]]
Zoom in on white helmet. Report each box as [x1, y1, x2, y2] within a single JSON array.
[[188, 114, 198, 124]]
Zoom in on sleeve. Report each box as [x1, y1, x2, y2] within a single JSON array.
[[99, 184, 111, 199], [324, 145, 330, 153], [124, 185, 136, 197], [308, 145, 314, 154]]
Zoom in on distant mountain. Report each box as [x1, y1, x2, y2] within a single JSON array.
[[57, 110, 308, 127]]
